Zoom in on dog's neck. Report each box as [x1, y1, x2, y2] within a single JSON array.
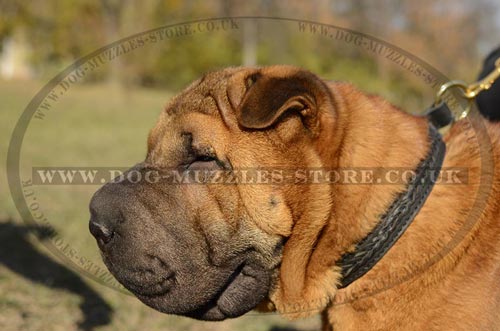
[[314, 82, 438, 290], [314, 83, 490, 311], [319, 82, 430, 251], [337, 124, 445, 288], [268, 80, 489, 317]]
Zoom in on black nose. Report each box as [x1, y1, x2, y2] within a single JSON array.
[[89, 184, 127, 246], [89, 220, 114, 244]]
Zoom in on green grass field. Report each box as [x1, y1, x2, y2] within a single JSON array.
[[0, 79, 322, 331]]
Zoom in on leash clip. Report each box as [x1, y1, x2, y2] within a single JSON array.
[[465, 58, 500, 99], [432, 58, 500, 126]]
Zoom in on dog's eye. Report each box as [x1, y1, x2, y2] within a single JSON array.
[[186, 155, 222, 170], [245, 73, 260, 89]]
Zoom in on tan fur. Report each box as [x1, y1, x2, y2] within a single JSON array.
[[323, 97, 500, 331], [145, 65, 500, 329], [275, 79, 500, 330]]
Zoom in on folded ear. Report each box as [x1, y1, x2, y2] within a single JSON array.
[[235, 68, 332, 134]]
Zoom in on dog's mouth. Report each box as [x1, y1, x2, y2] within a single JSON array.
[[96, 222, 283, 321], [126, 262, 272, 321], [123, 274, 176, 298]]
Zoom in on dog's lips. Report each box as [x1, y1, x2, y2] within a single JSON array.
[[132, 263, 272, 321], [103, 256, 177, 298], [123, 273, 176, 298]]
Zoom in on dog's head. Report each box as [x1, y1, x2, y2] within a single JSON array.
[[89, 66, 342, 320]]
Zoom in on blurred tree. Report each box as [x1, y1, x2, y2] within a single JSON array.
[[101, 0, 129, 85], [0, 0, 496, 88]]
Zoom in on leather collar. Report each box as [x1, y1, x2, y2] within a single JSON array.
[[337, 124, 446, 289]]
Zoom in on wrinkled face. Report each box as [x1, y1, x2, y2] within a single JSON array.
[[89, 66, 336, 320]]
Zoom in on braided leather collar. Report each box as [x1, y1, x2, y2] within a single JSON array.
[[337, 125, 446, 289]]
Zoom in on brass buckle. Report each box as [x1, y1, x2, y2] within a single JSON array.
[[435, 80, 472, 121]]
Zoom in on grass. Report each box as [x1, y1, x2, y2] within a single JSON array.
[[0, 78, 322, 331]]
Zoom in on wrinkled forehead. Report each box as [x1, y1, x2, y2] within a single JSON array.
[[146, 67, 253, 162], [147, 64, 310, 158], [165, 66, 251, 116]]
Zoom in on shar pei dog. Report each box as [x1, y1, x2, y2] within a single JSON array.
[[89, 65, 500, 330]]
